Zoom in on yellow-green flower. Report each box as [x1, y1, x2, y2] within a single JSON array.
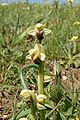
[[28, 23, 51, 36], [27, 44, 46, 63], [37, 94, 47, 104], [20, 89, 31, 101], [28, 23, 51, 41], [67, 0, 74, 3], [73, 21, 80, 25], [71, 36, 78, 42], [35, 23, 44, 31]]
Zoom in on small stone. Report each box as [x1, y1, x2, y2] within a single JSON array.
[[3, 115, 8, 119], [62, 75, 67, 80]]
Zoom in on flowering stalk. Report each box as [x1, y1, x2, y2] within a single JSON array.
[[31, 105, 36, 120], [26, 43, 46, 120], [38, 62, 44, 94], [30, 91, 37, 120], [28, 23, 51, 120]]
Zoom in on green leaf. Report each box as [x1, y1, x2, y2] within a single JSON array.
[[73, 53, 80, 59], [74, 60, 80, 68], [19, 64, 39, 89], [0, 36, 6, 46], [16, 109, 30, 120], [62, 107, 73, 116], [18, 26, 33, 42], [60, 113, 67, 120], [18, 29, 28, 40], [45, 103, 52, 109]]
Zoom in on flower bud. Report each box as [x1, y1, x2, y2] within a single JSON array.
[[35, 23, 43, 31], [71, 36, 78, 42], [20, 89, 31, 101], [37, 94, 47, 104]]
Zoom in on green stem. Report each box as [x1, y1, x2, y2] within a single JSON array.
[[38, 62, 45, 120], [31, 104, 36, 120], [38, 62, 44, 94], [53, 103, 56, 120], [30, 91, 37, 120]]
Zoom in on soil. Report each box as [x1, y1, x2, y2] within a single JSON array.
[[61, 68, 80, 91], [0, 88, 19, 120], [0, 97, 12, 120]]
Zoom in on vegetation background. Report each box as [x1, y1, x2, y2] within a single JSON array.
[[0, 0, 80, 119]]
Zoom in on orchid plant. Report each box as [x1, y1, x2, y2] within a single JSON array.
[[20, 23, 51, 120], [64, 35, 80, 68]]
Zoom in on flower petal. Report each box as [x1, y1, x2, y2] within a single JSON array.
[[26, 55, 32, 60], [40, 53, 46, 61], [43, 28, 51, 35], [29, 49, 37, 55], [28, 30, 35, 36], [37, 44, 44, 53], [34, 44, 39, 50], [37, 102, 46, 110], [44, 75, 52, 83]]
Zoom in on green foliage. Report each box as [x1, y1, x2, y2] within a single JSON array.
[[0, 2, 80, 120], [0, 3, 80, 84], [50, 83, 63, 104]]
